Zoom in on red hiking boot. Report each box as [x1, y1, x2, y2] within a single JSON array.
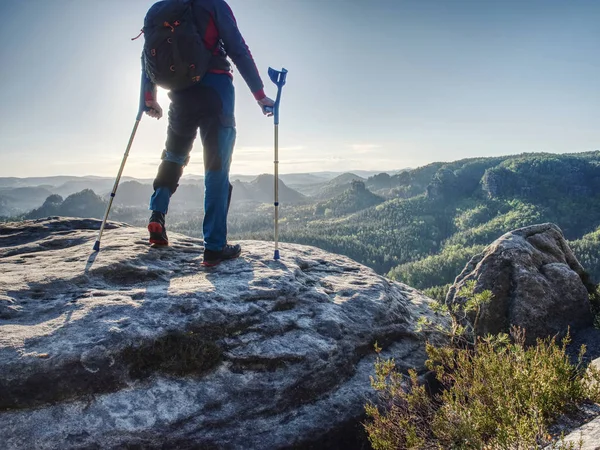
[[148, 211, 168, 247]]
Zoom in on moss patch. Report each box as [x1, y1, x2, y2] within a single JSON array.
[[123, 331, 222, 379]]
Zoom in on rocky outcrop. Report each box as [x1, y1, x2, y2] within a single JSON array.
[[0, 217, 445, 450], [554, 416, 600, 450], [446, 223, 593, 344], [545, 358, 600, 450]]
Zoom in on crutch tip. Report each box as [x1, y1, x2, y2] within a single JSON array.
[[93, 241, 100, 252], [274, 250, 280, 260]]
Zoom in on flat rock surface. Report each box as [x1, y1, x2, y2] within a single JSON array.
[[0, 217, 444, 449]]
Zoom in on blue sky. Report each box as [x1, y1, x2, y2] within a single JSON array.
[[0, 0, 598, 177]]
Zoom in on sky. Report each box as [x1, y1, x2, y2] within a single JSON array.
[[0, 0, 598, 178]]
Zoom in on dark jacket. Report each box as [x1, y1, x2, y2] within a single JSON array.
[[143, 0, 265, 102]]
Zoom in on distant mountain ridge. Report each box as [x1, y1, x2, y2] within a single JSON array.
[[315, 181, 384, 216], [0, 169, 408, 216], [16, 174, 307, 219], [0, 170, 402, 190], [240, 174, 307, 204], [0, 186, 54, 216], [26, 190, 106, 220]]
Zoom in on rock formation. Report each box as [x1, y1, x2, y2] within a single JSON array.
[[0, 217, 444, 449], [446, 223, 593, 344]]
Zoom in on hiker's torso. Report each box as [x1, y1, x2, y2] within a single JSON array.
[[143, 0, 263, 100], [190, 0, 232, 76]]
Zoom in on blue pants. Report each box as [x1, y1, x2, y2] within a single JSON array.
[[149, 73, 236, 251]]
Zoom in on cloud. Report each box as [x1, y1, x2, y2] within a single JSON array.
[[236, 145, 305, 153], [350, 144, 382, 154]]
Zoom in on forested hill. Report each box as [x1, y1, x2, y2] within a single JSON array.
[[257, 151, 600, 298], [4, 151, 600, 299]]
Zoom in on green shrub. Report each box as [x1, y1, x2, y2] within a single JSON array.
[[366, 330, 600, 449], [365, 283, 600, 450], [431, 330, 597, 448], [365, 365, 436, 450]]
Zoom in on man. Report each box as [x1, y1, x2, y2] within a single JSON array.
[[143, 0, 274, 267]]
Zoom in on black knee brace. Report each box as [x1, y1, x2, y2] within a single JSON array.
[[153, 160, 184, 194], [152, 149, 192, 194]]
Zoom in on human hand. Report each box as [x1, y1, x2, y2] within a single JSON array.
[[145, 100, 163, 119], [257, 96, 275, 117]]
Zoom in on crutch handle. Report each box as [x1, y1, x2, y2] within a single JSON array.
[[268, 67, 288, 88], [268, 67, 288, 125]]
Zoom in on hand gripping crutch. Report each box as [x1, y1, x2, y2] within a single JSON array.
[[267, 67, 288, 260], [93, 64, 148, 252]]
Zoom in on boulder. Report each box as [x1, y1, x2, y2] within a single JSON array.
[[0, 217, 445, 449], [446, 223, 593, 344]]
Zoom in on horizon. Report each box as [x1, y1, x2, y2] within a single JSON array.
[[1, 0, 599, 177], [0, 169, 403, 181], [2, 149, 600, 181]]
